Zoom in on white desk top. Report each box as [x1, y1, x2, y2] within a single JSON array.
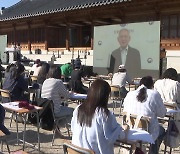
[[2, 102, 42, 113], [166, 108, 180, 114], [127, 129, 154, 144], [70, 93, 87, 100]]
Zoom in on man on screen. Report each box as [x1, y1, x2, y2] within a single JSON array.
[[109, 28, 141, 78]]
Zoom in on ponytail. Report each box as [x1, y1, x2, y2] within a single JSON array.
[[137, 87, 147, 102]]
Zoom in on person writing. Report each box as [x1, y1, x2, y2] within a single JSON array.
[[71, 79, 129, 154], [123, 76, 166, 154], [112, 64, 133, 98], [109, 28, 141, 78], [154, 68, 180, 109]]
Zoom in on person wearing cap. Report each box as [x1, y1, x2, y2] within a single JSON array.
[[109, 28, 141, 78], [112, 64, 133, 98], [69, 60, 88, 94], [60, 63, 73, 82]]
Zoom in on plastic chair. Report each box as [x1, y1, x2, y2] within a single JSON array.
[[63, 140, 94, 154], [0, 130, 10, 153]]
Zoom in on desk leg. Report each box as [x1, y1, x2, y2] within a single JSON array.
[[36, 111, 40, 153], [23, 113, 27, 150], [15, 113, 19, 145], [164, 117, 171, 154]]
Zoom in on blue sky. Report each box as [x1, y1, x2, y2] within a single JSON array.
[[0, 0, 21, 8]]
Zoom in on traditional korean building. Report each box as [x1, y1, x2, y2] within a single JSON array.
[[1, 0, 180, 74]]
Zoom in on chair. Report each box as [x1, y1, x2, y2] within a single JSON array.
[[49, 100, 71, 146], [110, 85, 123, 116], [30, 75, 38, 84], [124, 113, 150, 131], [0, 89, 15, 127], [63, 140, 94, 154], [0, 89, 11, 103], [0, 130, 10, 153], [115, 113, 150, 154]]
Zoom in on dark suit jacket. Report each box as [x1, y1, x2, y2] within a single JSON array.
[[109, 46, 141, 78]]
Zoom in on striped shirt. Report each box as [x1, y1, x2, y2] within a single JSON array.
[[41, 78, 70, 115]]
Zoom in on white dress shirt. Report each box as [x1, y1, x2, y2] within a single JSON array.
[[154, 78, 180, 107], [71, 106, 125, 154], [123, 85, 166, 141], [120, 46, 128, 65], [112, 72, 132, 87]]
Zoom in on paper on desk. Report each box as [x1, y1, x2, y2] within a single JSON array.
[[70, 93, 87, 99], [127, 129, 154, 144], [2, 102, 22, 111], [167, 108, 180, 114]]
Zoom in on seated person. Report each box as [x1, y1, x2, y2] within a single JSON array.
[[0, 104, 10, 135], [36, 63, 50, 98], [71, 79, 129, 154], [154, 68, 180, 109], [123, 76, 167, 154], [30, 59, 41, 76], [41, 65, 73, 119], [69, 60, 88, 94], [4, 63, 16, 78], [60, 63, 72, 82], [3, 62, 28, 102], [112, 64, 133, 98]]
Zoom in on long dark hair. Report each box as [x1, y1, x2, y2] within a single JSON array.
[[162, 68, 178, 81], [37, 63, 50, 84], [46, 65, 61, 79], [77, 79, 110, 127], [137, 76, 153, 102]]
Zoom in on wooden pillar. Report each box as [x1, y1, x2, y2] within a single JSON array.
[[91, 24, 94, 50], [13, 24, 17, 46], [27, 23, 31, 52], [66, 24, 70, 50], [79, 26, 82, 47], [45, 25, 49, 51]]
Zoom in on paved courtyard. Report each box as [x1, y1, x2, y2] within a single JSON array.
[[1, 98, 180, 154]]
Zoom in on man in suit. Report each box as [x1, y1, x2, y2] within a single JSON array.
[[109, 28, 141, 78]]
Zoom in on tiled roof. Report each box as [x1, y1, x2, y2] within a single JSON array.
[[0, 0, 131, 21]]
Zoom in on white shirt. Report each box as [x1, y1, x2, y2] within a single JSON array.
[[154, 79, 180, 107], [41, 78, 70, 115], [33, 66, 41, 76], [120, 46, 128, 65], [31, 64, 38, 72], [112, 72, 132, 87], [123, 85, 166, 141], [71, 106, 125, 154]]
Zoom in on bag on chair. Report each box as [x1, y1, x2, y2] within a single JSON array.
[[165, 120, 180, 148], [28, 98, 54, 131]]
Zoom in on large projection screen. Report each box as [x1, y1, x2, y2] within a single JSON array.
[[0, 35, 7, 63], [93, 21, 160, 78]]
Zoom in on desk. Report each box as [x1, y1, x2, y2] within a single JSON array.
[[115, 129, 154, 153], [70, 93, 87, 100], [2, 102, 42, 153], [83, 78, 95, 87]]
